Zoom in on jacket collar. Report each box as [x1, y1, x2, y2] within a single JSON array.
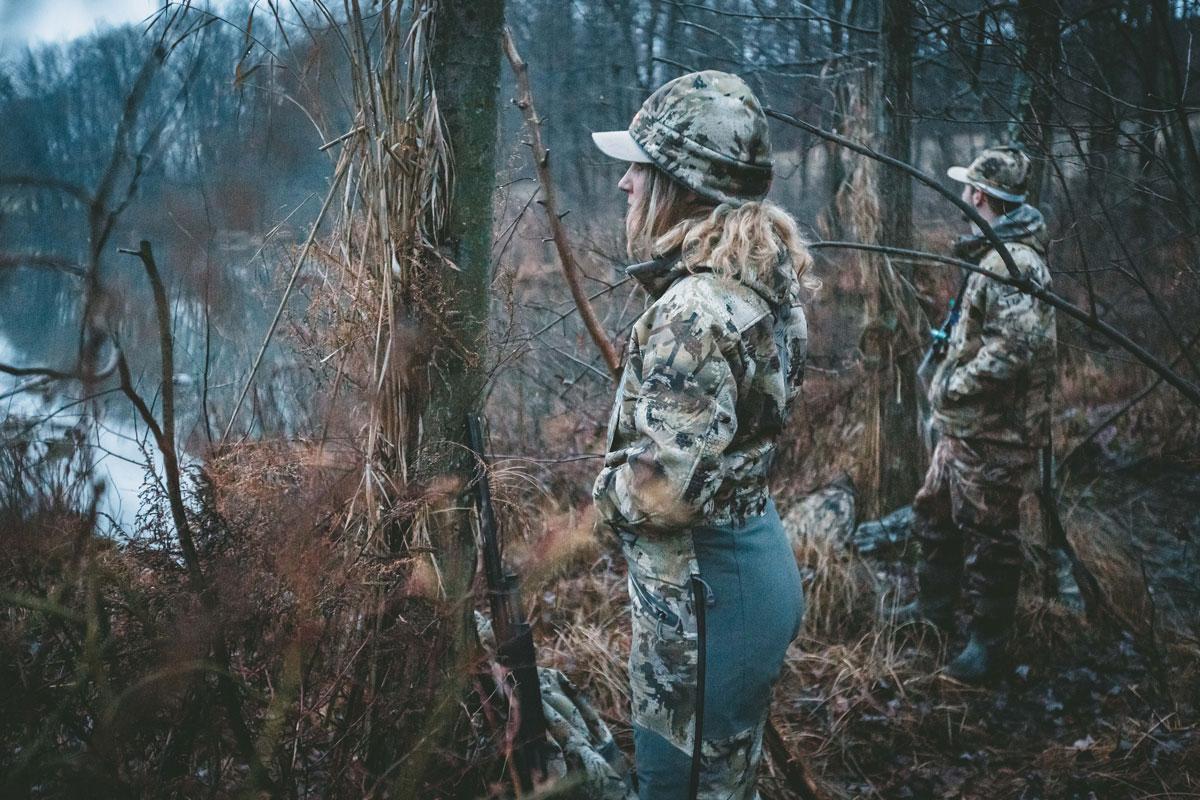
[[952, 203, 1048, 264], [626, 250, 690, 299]]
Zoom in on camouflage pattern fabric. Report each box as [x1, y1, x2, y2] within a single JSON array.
[[540, 668, 636, 800], [928, 203, 1057, 447], [623, 530, 703, 747], [692, 719, 767, 800], [634, 719, 767, 800], [594, 252, 807, 534], [629, 70, 773, 206], [948, 146, 1032, 202], [627, 499, 800, 800], [594, 248, 806, 798], [851, 503, 916, 556], [474, 612, 634, 799], [912, 436, 1037, 635], [780, 480, 856, 548]]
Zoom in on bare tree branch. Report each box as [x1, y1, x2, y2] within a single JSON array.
[[1058, 327, 1200, 473], [669, 1, 879, 34], [0, 175, 91, 205], [115, 240, 273, 790], [221, 155, 350, 441], [502, 28, 622, 381], [809, 241, 1200, 407], [0, 253, 86, 277]]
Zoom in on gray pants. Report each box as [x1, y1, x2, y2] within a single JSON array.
[[631, 500, 804, 800]]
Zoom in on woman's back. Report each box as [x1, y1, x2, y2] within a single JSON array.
[[596, 243, 806, 533]]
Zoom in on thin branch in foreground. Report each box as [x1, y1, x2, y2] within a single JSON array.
[[502, 27, 622, 381], [807, 237, 1200, 407], [221, 155, 350, 441], [1057, 327, 1200, 473], [0, 253, 86, 277], [116, 238, 273, 789], [0, 174, 91, 205]]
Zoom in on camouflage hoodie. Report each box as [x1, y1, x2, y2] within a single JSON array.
[[929, 204, 1057, 446], [592, 244, 806, 754], [593, 245, 807, 535]]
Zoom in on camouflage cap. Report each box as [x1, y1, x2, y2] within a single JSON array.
[[592, 70, 773, 206], [947, 146, 1031, 203]]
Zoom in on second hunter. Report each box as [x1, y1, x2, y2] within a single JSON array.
[[896, 146, 1058, 683]]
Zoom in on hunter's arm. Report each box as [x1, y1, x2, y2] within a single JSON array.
[[593, 291, 740, 532], [947, 248, 1048, 401]]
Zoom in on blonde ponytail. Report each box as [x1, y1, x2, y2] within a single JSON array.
[[656, 200, 815, 291]]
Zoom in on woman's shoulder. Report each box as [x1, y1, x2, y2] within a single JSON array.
[[657, 271, 772, 335]]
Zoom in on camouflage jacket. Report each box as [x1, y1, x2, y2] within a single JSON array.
[[593, 249, 807, 535], [929, 204, 1057, 446]]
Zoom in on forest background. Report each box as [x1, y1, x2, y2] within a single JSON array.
[[2, 1, 1199, 797]]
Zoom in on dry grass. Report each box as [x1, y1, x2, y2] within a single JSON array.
[[513, 467, 1200, 798]]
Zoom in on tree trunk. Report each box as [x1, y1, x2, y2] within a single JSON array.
[[880, 0, 913, 251], [384, 0, 506, 792], [1010, 0, 1060, 205], [1150, 0, 1200, 190], [423, 0, 506, 590], [874, 0, 923, 516]]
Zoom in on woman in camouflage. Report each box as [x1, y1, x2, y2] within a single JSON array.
[[591, 71, 810, 800]]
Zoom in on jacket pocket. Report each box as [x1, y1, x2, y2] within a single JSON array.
[[930, 362, 960, 411], [628, 599, 699, 747]]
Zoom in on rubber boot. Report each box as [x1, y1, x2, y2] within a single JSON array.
[[944, 594, 1017, 683], [890, 559, 959, 631], [943, 633, 997, 682], [892, 594, 955, 633]]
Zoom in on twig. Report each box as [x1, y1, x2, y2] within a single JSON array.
[[490, 453, 604, 463], [762, 717, 828, 800], [528, 277, 631, 340], [222, 155, 350, 441], [668, 0, 879, 34], [0, 363, 81, 381], [117, 242, 273, 790], [0, 253, 86, 276], [501, 28, 622, 382], [772, 107, 1057, 283], [808, 240, 1200, 407], [1136, 549, 1170, 701], [118, 241, 176, 474], [319, 124, 366, 151], [1059, 327, 1200, 474], [0, 174, 91, 205]]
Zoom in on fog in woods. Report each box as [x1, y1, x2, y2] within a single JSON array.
[[2, 2, 1199, 798]]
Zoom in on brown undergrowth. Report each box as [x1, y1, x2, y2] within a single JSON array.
[[518, 460, 1200, 799], [0, 426, 518, 798]]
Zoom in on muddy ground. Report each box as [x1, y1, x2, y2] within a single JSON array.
[[767, 463, 1200, 799], [533, 463, 1200, 799]]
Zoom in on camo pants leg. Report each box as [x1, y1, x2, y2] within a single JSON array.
[[627, 500, 803, 800], [948, 437, 1036, 638], [912, 439, 966, 611], [914, 436, 1036, 634]]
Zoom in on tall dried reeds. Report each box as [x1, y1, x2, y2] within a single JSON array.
[[282, 1, 456, 555]]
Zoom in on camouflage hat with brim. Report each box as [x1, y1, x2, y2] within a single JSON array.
[[948, 146, 1031, 203], [592, 70, 773, 206]]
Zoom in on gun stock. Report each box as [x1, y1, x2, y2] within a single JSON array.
[[467, 413, 548, 792]]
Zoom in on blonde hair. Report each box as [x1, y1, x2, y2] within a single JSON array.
[[625, 163, 814, 291], [624, 164, 712, 259]]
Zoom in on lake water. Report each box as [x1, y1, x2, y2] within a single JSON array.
[[0, 332, 166, 535]]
